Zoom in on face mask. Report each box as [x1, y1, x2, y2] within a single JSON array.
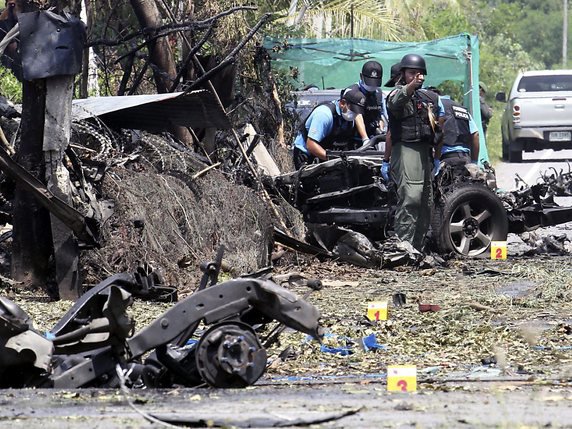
[[342, 109, 355, 121], [362, 82, 379, 92]]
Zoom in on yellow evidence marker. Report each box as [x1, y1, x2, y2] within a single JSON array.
[[490, 241, 507, 260], [387, 365, 417, 392], [366, 301, 388, 321]]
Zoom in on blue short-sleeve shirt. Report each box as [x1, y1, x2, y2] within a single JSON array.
[[294, 102, 340, 154]]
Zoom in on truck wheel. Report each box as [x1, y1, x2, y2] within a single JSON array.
[[432, 183, 508, 257], [508, 148, 522, 163], [501, 135, 509, 161]]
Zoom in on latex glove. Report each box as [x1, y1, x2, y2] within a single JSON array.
[[381, 160, 390, 182], [432, 158, 441, 176]]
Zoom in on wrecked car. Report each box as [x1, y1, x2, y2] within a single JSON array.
[[274, 155, 505, 258], [0, 255, 322, 389], [274, 152, 572, 259]]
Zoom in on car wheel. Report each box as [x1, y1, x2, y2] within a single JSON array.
[[432, 183, 508, 257]]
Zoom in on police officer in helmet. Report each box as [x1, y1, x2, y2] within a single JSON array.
[[384, 53, 445, 251], [384, 62, 401, 88]]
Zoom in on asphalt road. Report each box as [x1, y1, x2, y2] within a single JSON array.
[[494, 148, 572, 191], [1, 380, 572, 428]]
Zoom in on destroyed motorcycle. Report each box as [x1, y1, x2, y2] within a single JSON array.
[[0, 257, 323, 389]]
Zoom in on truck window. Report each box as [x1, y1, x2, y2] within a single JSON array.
[[517, 75, 572, 92]]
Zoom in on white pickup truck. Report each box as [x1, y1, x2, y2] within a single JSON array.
[[497, 70, 572, 162]]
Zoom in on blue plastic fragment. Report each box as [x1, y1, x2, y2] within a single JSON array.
[[319, 332, 354, 355], [309, 332, 387, 356], [320, 343, 353, 356], [44, 332, 56, 341], [532, 345, 572, 351], [361, 333, 388, 352]]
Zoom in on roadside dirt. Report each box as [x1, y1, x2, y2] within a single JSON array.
[[0, 381, 571, 428]]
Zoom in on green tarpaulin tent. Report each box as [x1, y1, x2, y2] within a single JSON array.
[[264, 33, 488, 162]]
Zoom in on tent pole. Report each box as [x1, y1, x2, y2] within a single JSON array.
[[466, 51, 473, 115]]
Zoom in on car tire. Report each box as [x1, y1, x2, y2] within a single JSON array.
[[431, 183, 508, 257], [508, 147, 522, 163], [501, 135, 509, 161]]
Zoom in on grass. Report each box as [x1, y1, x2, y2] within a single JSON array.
[[0, 67, 21, 103], [484, 102, 505, 167]]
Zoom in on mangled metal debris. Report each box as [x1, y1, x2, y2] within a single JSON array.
[[0, 253, 323, 389], [0, 145, 99, 246], [274, 154, 572, 266], [72, 90, 231, 132], [501, 168, 572, 233]]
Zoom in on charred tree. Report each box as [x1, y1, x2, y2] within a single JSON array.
[[129, 0, 193, 145], [11, 1, 51, 292], [12, 79, 53, 292], [11, 0, 84, 298]]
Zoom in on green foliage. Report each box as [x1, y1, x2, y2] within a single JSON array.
[[434, 80, 464, 102], [265, 0, 400, 40], [485, 104, 503, 165], [479, 33, 543, 96], [478, 2, 524, 40], [514, 10, 568, 67], [0, 67, 22, 103], [474, 0, 571, 69], [420, 5, 470, 40]]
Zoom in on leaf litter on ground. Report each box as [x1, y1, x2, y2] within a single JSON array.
[[7, 254, 572, 384]]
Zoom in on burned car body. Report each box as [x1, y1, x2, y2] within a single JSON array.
[[0, 262, 322, 389], [276, 156, 391, 241], [275, 153, 572, 258]]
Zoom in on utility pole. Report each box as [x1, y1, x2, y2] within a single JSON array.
[[565, 0, 569, 67]]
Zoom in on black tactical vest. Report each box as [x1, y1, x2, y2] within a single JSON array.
[[346, 84, 383, 136], [299, 102, 355, 149], [388, 88, 440, 144], [441, 98, 471, 149]]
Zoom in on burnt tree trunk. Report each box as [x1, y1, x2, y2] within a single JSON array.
[[129, 0, 193, 145], [12, 1, 84, 297], [11, 1, 53, 292], [47, 0, 84, 299], [12, 81, 53, 291], [129, 0, 176, 92], [44, 76, 80, 300]]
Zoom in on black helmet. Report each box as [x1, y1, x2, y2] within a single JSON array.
[[384, 62, 401, 87], [399, 54, 427, 75]]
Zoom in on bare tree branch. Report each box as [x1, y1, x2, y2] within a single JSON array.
[[184, 13, 272, 94], [168, 25, 214, 93], [127, 58, 150, 95], [88, 5, 257, 48]]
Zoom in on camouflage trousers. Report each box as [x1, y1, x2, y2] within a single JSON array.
[[390, 141, 433, 251]]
